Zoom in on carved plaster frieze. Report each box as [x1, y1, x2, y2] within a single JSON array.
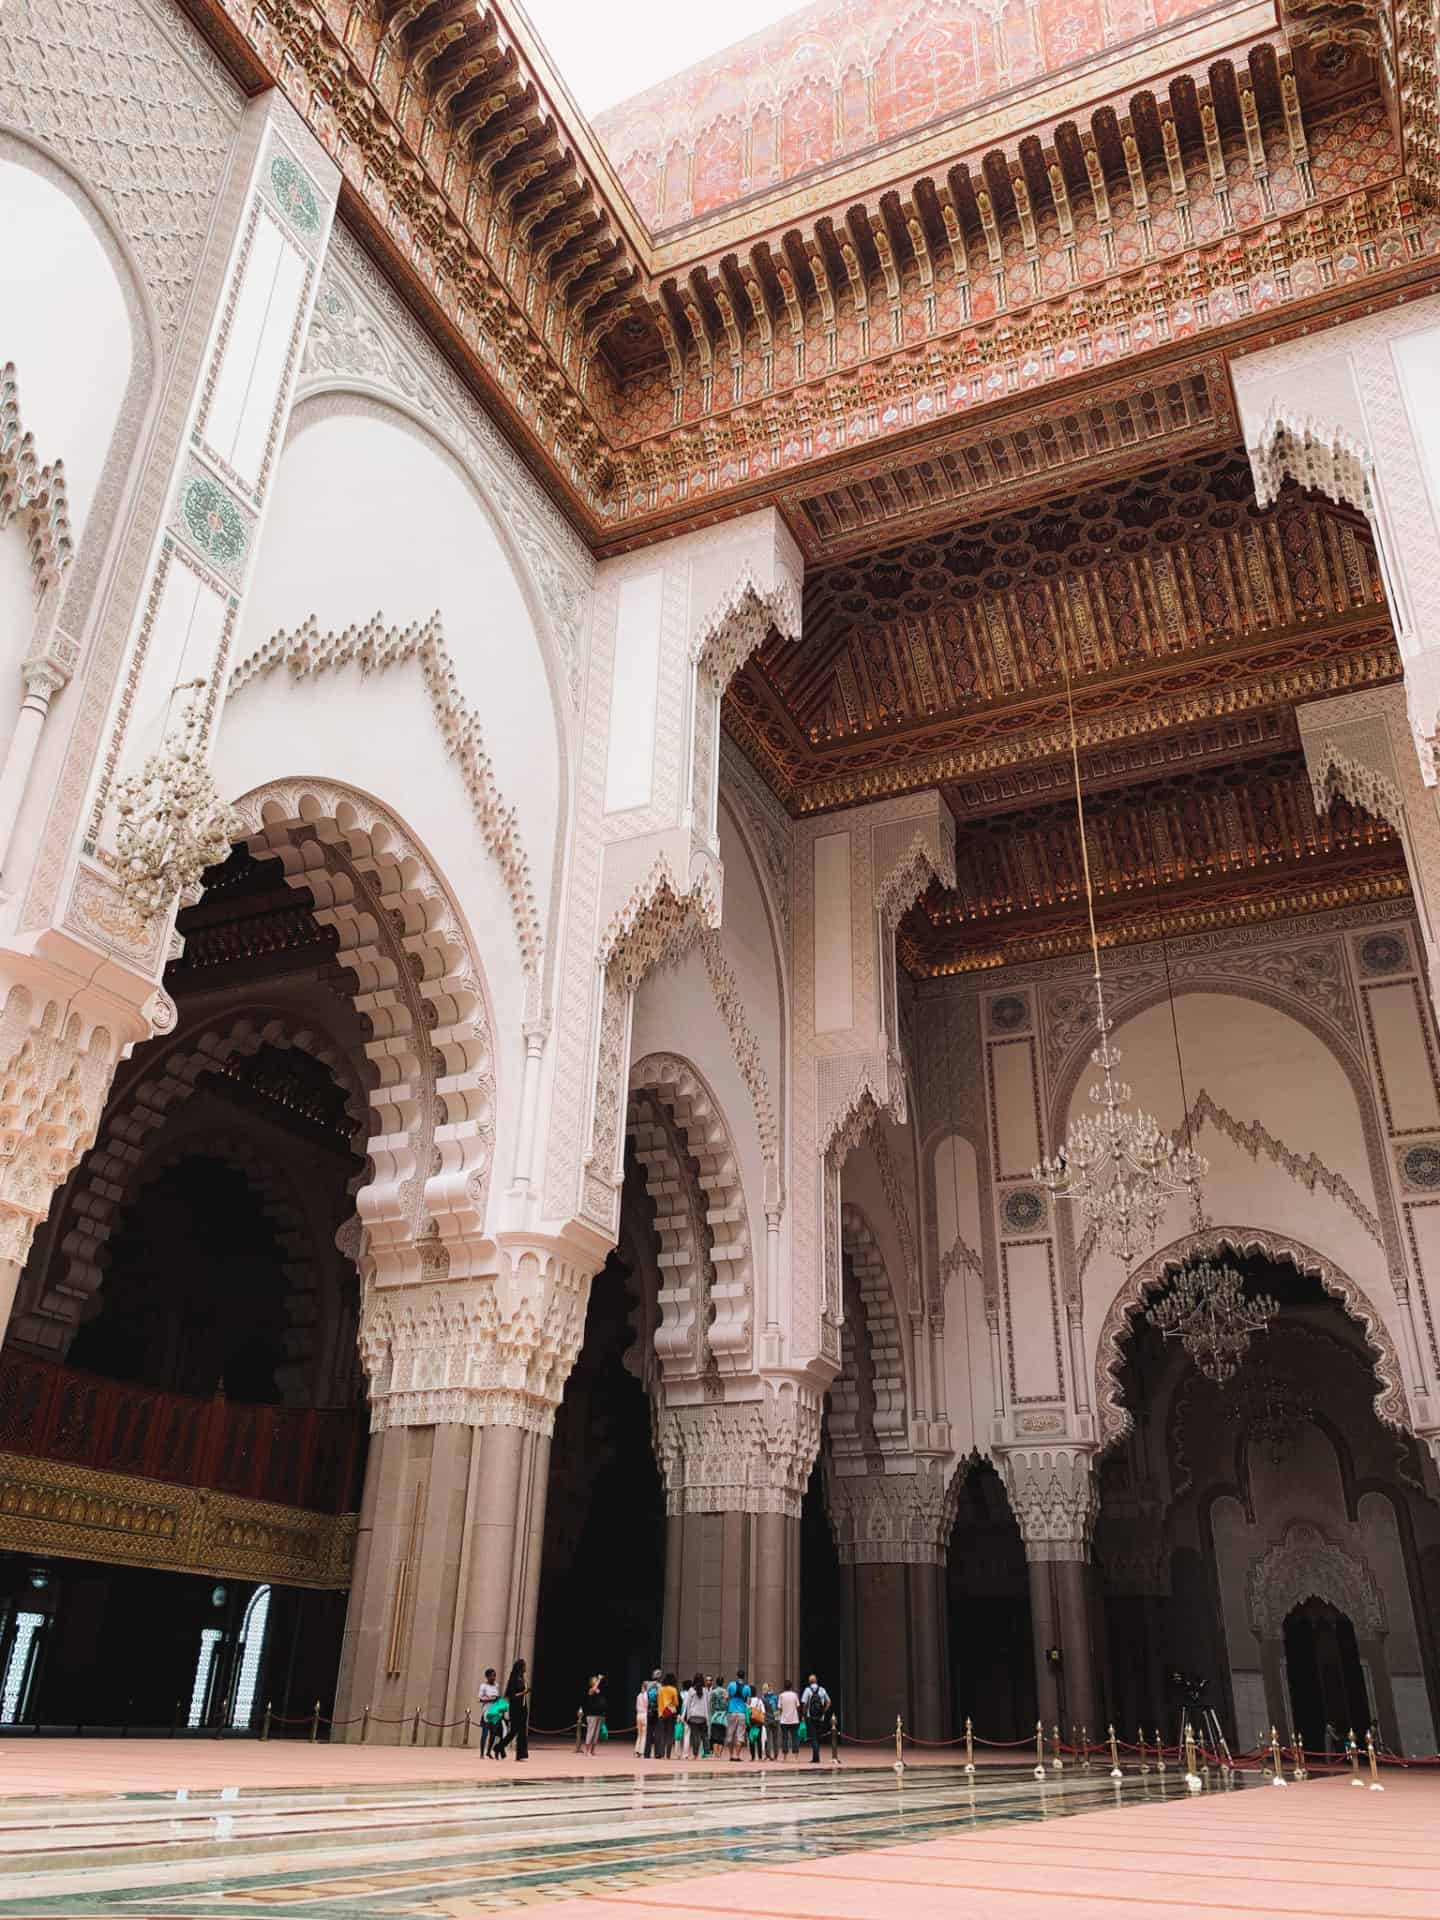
[[998, 1444, 1099, 1560], [360, 1235, 594, 1435], [1247, 1520, 1387, 1642], [1247, 406, 1375, 518], [0, 362, 74, 595], [832, 1203, 908, 1457], [875, 821, 958, 929], [229, 613, 543, 986], [0, 983, 121, 1270], [824, 1457, 958, 1566], [653, 1383, 822, 1519], [691, 561, 803, 693]]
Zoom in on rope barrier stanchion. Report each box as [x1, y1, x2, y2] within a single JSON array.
[[1136, 1727, 1147, 1774], [894, 1714, 905, 1774], [361, 1704, 370, 1744], [462, 1709, 471, 1748], [1109, 1723, 1123, 1780], [831, 1716, 841, 1768], [310, 1699, 321, 1744], [964, 1715, 975, 1776], [1219, 1733, 1234, 1778], [261, 1702, 272, 1743], [1367, 1729, 1385, 1791], [1155, 1728, 1166, 1776], [1290, 1730, 1307, 1783], [1080, 1725, 1091, 1773], [1269, 1726, 1288, 1787], [1184, 1721, 1201, 1792], [575, 1710, 584, 1753], [1348, 1728, 1364, 1787], [1051, 1723, 1063, 1773], [1034, 1720, 1046, 1780], [411, 1706, 421, 1747]]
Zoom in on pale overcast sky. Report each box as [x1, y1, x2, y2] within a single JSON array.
[[521, 0, 800, 115]]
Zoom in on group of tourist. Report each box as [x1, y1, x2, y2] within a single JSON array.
[[619, 1670, 833, 1762]]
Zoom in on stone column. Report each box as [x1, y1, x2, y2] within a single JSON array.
[[335, 1232, 599, 1741], [1001, 1446, 1100, 1744], [654, 1385, 821, 1686], [827, 1458, 957, 1739]]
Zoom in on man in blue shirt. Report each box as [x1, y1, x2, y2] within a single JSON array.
[[725, 1668, 751, 1761]]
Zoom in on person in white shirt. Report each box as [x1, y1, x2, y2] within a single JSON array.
[[476, 1669, 500, 1757], [634, 1680, 649, 1759], [777, 1682, 801, 1759]]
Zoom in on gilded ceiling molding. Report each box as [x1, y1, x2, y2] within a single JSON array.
[[629, 1051, 754, 1378], [1095, 1227, 1410, 1449], [1247, 404, 1375, 518], [229, 612, 544, 987], [0, 362, 74, 595]]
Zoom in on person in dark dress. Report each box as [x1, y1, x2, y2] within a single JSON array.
[[495, 1658, 528, 1760]]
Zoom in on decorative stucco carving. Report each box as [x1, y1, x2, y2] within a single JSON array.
[[0, 984, 120, 1270], [1184, 1089, 1384, 1246], [866, 1126, 921, 1311], [1247, 1521, 1387, 1642], [14, 1012, 366, 1350], [831, 1203, 907, 1456], [825, 1457, 958, 1566], [1247, 406, 1374, 517], [299, 225, 591, 711], [1096, 1228, 1410, 1448], [0, 362, 73, 593], [654, 1382, 822, 1519], [0, 0, 242, 352], [690, 561, 802, 692], [228, 613, 543, 986], [231, 783, 498, 1281], [628, 1053, 753, 1378], [999, 1444, 1099, 1559], [875, 821, 958, 928], [359, 1235, 593, 1435]]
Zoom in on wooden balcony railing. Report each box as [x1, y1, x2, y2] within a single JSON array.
[[0, 1348, 366, 1516]]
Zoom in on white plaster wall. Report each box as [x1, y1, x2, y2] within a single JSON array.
[[1076, 992, 1393, 1382], [235, 403, 562, 922], [932, 1131, 992, 1452], [0, 152, 133, 760]]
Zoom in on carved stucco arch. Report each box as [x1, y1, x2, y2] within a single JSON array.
[[108, 1123, 341, 1403], [1048, 974, 1405, 1278], [832, 1202, 908, 1457], [282, 385, 575, 1001], [1096, 1227, 1410, 1449], [1247, 1520, 1387, 1642], [18, 1011, 365, 1350], [231, 781, 499, 1285], [627, 1052, 753, 1376], [0, 123, 162, 634]]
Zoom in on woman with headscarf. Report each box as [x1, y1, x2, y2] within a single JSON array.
[[495, 1657, 529, 1760]]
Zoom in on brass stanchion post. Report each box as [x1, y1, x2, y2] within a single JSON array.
[[310, 1699, 321, 1744], [411, 1705, 421, 1746], [1034, 1719, 1046, 1780], [1219, 1734, 1234, 1777], [1155, 1728, 1166, 1775], [1347, 1727, 1363, 1787], [1290, 1730, 1306, 1782], [1184, 1721, 1201, 1792], [1051, 1723, 1063, 1772], [1366, 1729, 1385, 1791], [964, 1715, 975, 1776], [1269, 1726, 1288, 1786], [831, 1716, 841, 1767], [361, 1704, 370, 1744], [463, 1709, 471, 1748], [261, 1702, 271, 1743], [1138, 1726, 1148, 1774], [575, 1709, 584, 1752], [1109, 1723, 1123, 1781], [1081, 1724, 1091, 1772], [893, 1713, 905, 1774]]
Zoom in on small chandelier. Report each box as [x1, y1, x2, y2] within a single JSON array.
[[1146, 1236, 1279, 1385], [1033, 645, 1198, 1265], [1224, 1368, 1309, 1467]]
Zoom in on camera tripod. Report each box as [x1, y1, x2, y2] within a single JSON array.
[[1174, 1705, 1228, 1765]]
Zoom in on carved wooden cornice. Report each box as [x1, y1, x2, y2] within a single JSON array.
[[182, 0, 1440, 555], [0, 1450, 356, 1588]]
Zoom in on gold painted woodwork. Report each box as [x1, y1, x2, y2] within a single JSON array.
[[0, 1450, 356, 1590]]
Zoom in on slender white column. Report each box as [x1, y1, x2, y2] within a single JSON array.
[[0, 663, 64, 878]]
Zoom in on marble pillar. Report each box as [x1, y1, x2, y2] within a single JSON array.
[[1001, 1445, 1101, 1744]]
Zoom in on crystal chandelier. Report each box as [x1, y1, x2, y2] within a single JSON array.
[[1223, 1368, 1309, 1467], [1033, 645, 1198, 1265], [1146, 1242, 1279, 1385]]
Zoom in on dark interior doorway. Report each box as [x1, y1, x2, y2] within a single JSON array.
[[947, 1457, 1035, 1741], [532, 1249, 664, 1731], [1284, 1596, 1371, 1750]]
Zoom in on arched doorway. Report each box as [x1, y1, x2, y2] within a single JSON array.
[[1284, 1598, 1371, 1750], [947, 1457, 1033, 1741]]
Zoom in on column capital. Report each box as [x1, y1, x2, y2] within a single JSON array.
[[825, 1457, 958, 1566], [998, 1443, 1098, 1561], [654, 1378, 822, 1520], [359, 1228, 600, 1436]]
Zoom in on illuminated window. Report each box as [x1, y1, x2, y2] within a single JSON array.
[[229, 1586, 272, 1730], [2, 1613, 45, 1724], [187, 1626, 223, 1729]]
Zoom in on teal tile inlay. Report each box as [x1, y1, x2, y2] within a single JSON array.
[[269, 152, 321, 236]]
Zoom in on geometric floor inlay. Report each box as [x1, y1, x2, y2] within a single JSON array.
[[0, 1764, 1252, 1919]]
